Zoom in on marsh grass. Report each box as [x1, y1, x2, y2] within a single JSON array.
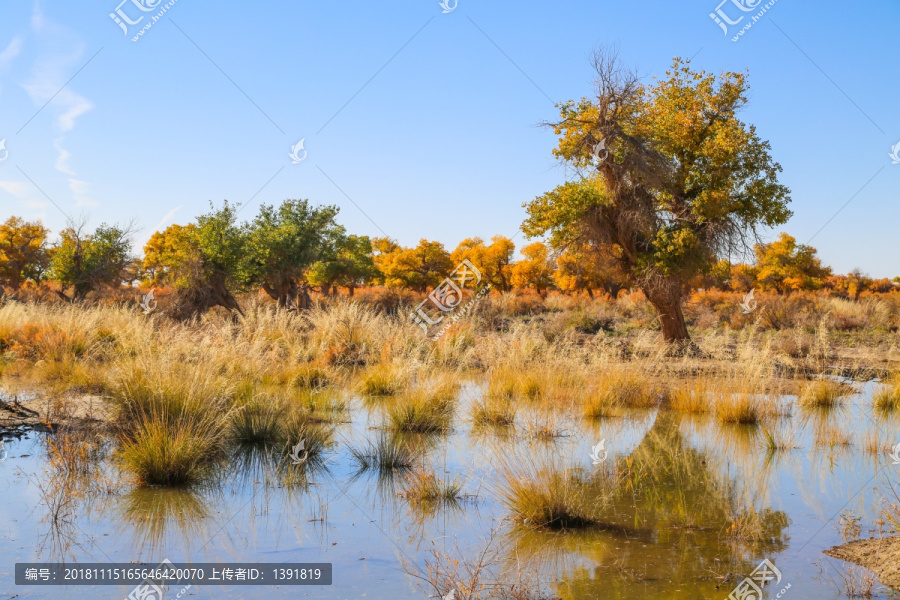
[[280, 415, 332, 462], [831, 565, 877, 598], [290, 363, 332, 389], [713, 392, 775, 425], [583, 371, 661, 420], [117, 412, 225, 486], [760, 426, 801, 453], [487, 366, 520, 402], [387, 397, 454, 433], [799, 379, 852, 409], [359, 362, 407, 396], [292, 389, 348, 422], [523, 410, 566, 440], [874, 376, 900, 412], [400, 469, 464, 505], [669, 381, 711, 414], [814, 423, 852, 448], [496, 453, 613, 529], [386, 376, 458, 433], [231, 395, 285, 444], [472, 393, 517, 427], [350, 435, 416, 479]]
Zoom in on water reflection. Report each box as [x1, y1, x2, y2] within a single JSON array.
[[507, 413, 790, 599]]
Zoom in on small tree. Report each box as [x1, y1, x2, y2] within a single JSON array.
[[450, 235, 515, 292], [49, 219, 133, 301], [524, 51, 791, 345], [244, 199, 343, 306], [754, 233, 830, 293], [373, 238, 453, 292], [0, 217, 50, 288], [554, 243, 629, 299], [142, 223, 198, 287], [306, 234, 377, 297], [510, 242, 554, 293], [144, 203, 246, 319]]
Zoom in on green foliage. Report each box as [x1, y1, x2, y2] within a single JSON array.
[[244, 199, 344, 303], [523, 53, 792, 340], [49, 221, 133, 300], [306, 234, 378, 295]]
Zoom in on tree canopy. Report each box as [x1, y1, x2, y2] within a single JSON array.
[[524, 51, 792, 344]]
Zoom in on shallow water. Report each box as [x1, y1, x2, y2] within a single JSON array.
[[2, 382, 900, 599]]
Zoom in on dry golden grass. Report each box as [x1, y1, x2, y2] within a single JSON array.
[[471, 395, 517, 426], [799, 379, 852, 409], [2, 298, 898, 494], [385, 375, 459, 433], [713, 393, 764, 425], [874, 375, 900, 412], [358, 362, 408, 396], [495, 453, 613, 530], [814, 423, 853, 448], [669, 381, 711, 414], [400, 469, 463, 504]]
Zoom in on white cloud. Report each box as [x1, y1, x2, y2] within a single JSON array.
[[53, 138, 75, 175], [0, 37, 23, 70], [153, 206, 183, 232], [0, 180, 31, 197], [68, 178, 96, 207], [21, 4, 93, 133]]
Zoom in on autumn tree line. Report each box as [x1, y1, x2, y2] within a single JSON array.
[[0, 208, 894, 313], [1, 52, 895, 342]]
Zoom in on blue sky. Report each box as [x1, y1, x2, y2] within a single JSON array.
[[0, 0, 897, 276]]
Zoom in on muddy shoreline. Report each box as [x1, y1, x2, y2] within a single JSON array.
[[825, 537, 900, 590], [0, 394, 110, 432]]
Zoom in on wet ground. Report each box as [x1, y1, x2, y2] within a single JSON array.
[[2, 381, 900, 599]]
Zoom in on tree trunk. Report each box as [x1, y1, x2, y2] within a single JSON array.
[[586, 288, 594, 300], [642, 281, 690, 344], [296, 285, 311, 310], [603, 282, 624, 299], [262, 281, 297, 308]]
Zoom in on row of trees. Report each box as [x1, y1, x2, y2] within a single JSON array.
[[0, 211, 892, 309], [1, 52, 894, 341]]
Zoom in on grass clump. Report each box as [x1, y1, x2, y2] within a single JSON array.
[[350, 435, 416, 478], [874, 375, 900, 412], [400, 469, 463, 504], [387, 395, 454, 433], [487, 366, 520, 402], [472, 395, 517, 426], [799, 379, 851, 408], [290, 364, 331, 390], [669, 381, 710, 414], [713, 393, 766, 425], [358, 363, 406, 396], [231, 395, 285, 444], [118, 414, 224, 486], [496, 455, 611, 530], [386, 376, 458, 433], [583, 372, 660, 419]]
